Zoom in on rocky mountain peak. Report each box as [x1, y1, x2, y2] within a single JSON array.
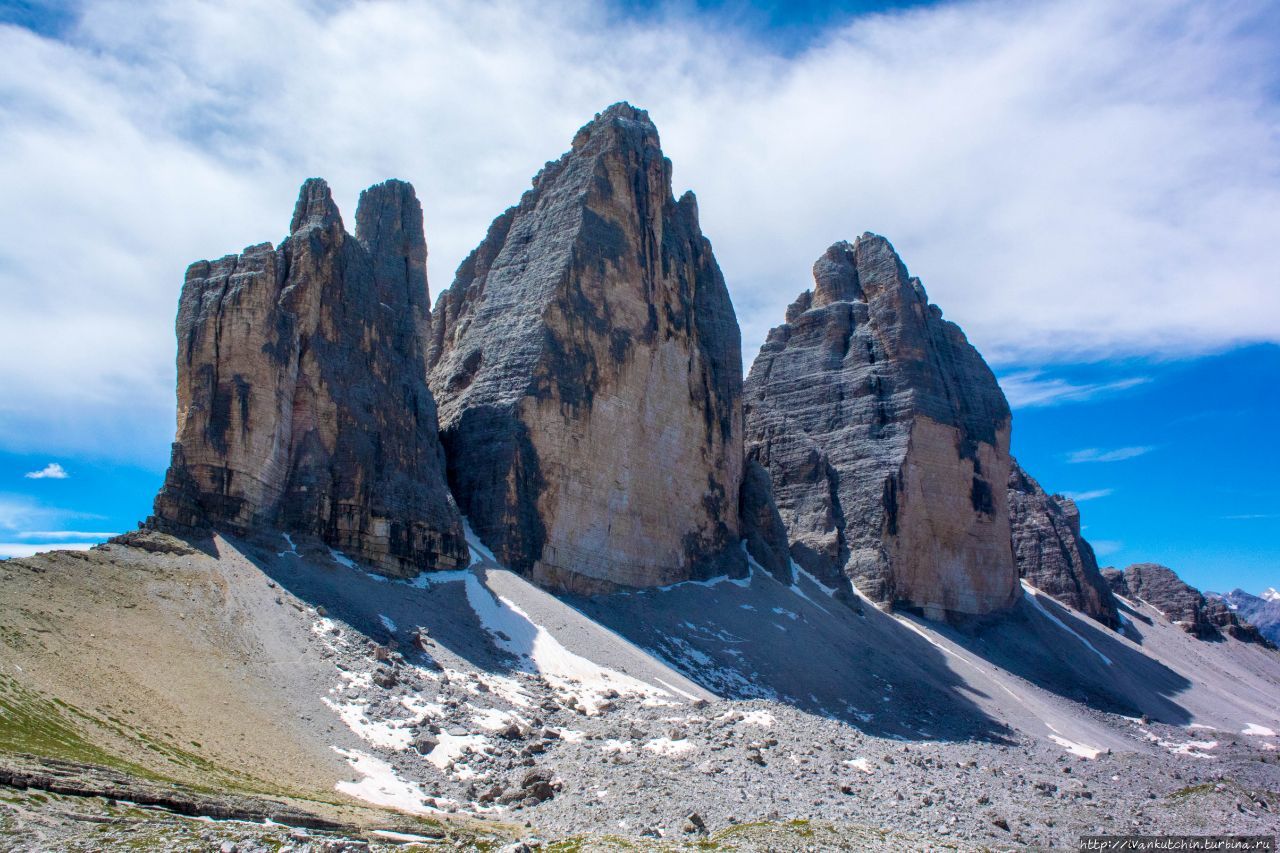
[[151, 177, 468, 577], [289, 177, 344, 234], [745, 234, 1018, 620], [428, 104, 745, 593]]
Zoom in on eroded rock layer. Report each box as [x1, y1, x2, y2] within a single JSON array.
[[744, 236, 1019, 619], [427, 103, 745, 592], [1008, 461, 1120, 627], [151, 178, 468, 577]]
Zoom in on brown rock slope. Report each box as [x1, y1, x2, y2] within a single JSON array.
[[744, 236, 1019, 620], [151, 178, 468, 578], [427, 103, 746, 592], [1008, 460, 1120, 628]]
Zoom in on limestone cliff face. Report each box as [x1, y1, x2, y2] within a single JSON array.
[[428, 103, 745, 592], [151, 178, 469, 577], [744, 236, 1019, 620], [1008, 461, 1120, 628]]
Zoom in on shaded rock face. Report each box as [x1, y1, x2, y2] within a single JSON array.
[[151, 178, 469, 577], [428, 103, 745, 593], [1008, 461, 1119, 628], [744, 237, 1019, 620], [1104, 564, 1269, 644]]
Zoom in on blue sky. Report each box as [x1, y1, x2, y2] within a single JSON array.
[[0, 0, 1277, 594]]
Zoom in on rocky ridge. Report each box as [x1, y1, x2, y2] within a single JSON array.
[[744, 236, 1019, 620], [427, 103, 747, 593], [1104, 564, 1269, 644], [1008, 460, 1120, 628], [1210, 589, 1280, 646], [150, 178, 468, 578]]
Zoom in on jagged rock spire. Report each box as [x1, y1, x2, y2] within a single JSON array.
[[151, 178, 468, 576], [745, 234, 1019, 620], [428, 102, 746, 592]]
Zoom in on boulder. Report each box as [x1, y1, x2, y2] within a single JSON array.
[[744, 236, 1019, 620], [428, 103, 745, 592], [1008, 460, 1120, 628], [150, 178, 468, 577]]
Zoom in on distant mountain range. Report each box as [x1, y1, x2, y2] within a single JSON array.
[[1208, 587, 1280, 645]]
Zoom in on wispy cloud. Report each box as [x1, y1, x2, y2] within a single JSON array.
[[0, 494, 101, 532], [14, 530, 117, 540], [998, 371, 1149, 409], [24, 462, 69, 479], [1221, 514, 1278, 520], [1089, 539, 1123, 557], [0, 0, 1277, 458], [1061, 488, 1114, 502], [1066, 446, 1154, 464], [0, 542, 94, 559]]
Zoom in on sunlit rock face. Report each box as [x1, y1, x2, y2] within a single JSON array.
[[428, 103, 746, 593], [745, 236, 1019, 621], [152, 178, 468, 577]]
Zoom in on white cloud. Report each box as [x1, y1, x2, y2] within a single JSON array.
[[1066, 446, 1154, 464], [997, 371, 1149, 409], [1, 0, 1277, 458], [0, 542, 95, 559], [0, 494, 101, 531], [23, 462, 69, 479], [1061, 488, 1114, 502], [14, 530, 117, 540]]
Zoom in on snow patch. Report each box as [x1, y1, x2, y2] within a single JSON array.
[[463, 517, 497, 566], [643, 736, 694, 756], [845, 758, 873, 773], [277, 533, 299, 558], [1047, 734, 1103, 759], [1022, 582, 1112, 666], [328, 548, 357, 570], [1242, 723, 1277, 737], [333, 748, 436, 815], [737, 710, 776, 728], [378, 614, 397, 633], [461, 572, 669, 714], [322, 698, 413, 750]]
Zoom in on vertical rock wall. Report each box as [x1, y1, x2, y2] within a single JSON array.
[[745, 236, 1019, 620], [152, 179, 468, 577], [428, 103, 745, 593]]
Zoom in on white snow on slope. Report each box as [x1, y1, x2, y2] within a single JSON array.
[[277, 533, 298, 558], [322, 698, 413, 750], [643, 737, 694, 756], [845, 757, 873, 773], [378, 614, 397, 633], [328, 548, 357, 570], [463, 518, 497, 566], [459, 571, 672, 714], [1048, 734, 1103, 759], [1242, 723, 1277, 737], [1262, 587, 1279, 603], [1022, 582, 1112, 666], [333, 747, 436, 814]]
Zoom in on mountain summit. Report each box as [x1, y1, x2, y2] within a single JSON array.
[[427, 102, 747, 593], [745, 236, 1018, 620], [150, 178, 468, 577]]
